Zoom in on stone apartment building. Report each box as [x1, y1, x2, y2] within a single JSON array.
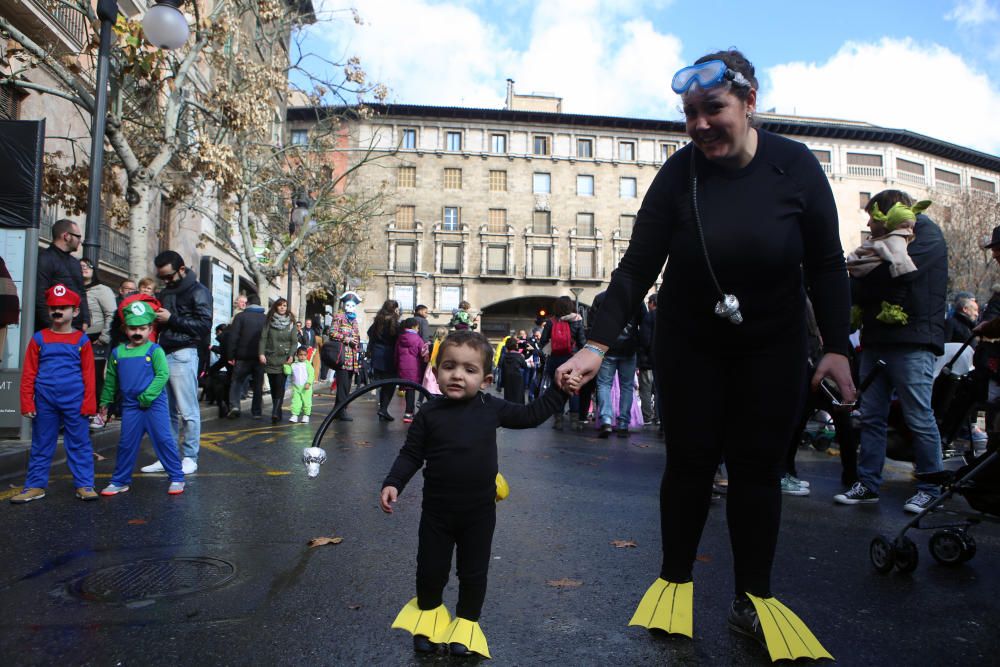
[[292, 89, 1000, 339]]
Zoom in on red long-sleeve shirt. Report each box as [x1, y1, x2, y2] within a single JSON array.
[[21, 329, 96, 415]]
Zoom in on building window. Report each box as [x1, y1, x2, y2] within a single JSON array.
[[846, 152, 884, 177], [395, 205, 415, 229], [620, 214, 635, 238], [489, 170, 508, 192], [576, 213, 595, 236], [440, 286, 461, 312], [490, 133, 507, 153], [533, 172, 551, 194], [397, 166, 416, 188], [487, 208, 507, 232], [935, 168, 961, 187], [577, 138, 593, 158], [443, 168, 462, 189], [660, 143, 676, 162], [0, 84, 22, 120], [446, 131, 462, 151], [577, 175, 594, 196], [897, 158, 925, 175], [533, 135, 550, 156], [972, 177, 997, 194], [811, 149, 832, 165], [531, 247, 552, 277], [394, 242, 416, 272], [486, 245, 508, 274], [290, 129, 308, 146], [576, 249, 596, 278], [401, 128, 417, 149], [394, 285, 415, 311], [620, 177, 637, 198], [441, 244, 462, 274], [619, 141, 635, 161], [443, 207, 460, 230], [532, 211, 551, 235], [859, 192, 871, 210]]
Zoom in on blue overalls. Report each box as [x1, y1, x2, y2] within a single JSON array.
[[26, 331, 94, 489], [109, 344, 184, 484]]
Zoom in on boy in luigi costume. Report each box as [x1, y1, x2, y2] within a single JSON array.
[[99, 300, 185, 496]]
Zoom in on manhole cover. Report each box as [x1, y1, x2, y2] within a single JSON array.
[[67, 557, 236, 603]]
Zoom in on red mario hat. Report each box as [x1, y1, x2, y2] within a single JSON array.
[[46, 284, 80, 308]]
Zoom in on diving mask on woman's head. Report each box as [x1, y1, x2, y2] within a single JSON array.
[[671, 59, 752, 95]]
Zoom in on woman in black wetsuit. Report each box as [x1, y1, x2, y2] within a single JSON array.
[[557, 49, 854, 661]]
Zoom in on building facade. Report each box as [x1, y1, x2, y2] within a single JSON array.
[[291, 98, 1000, 339]]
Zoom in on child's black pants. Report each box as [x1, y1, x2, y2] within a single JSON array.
[[416, 504, 496, 621]]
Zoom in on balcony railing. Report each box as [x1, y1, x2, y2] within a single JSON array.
[[896, 171, 926, 186], [100, 226, 129, 271], [818, 162, 832, 175], [847, 165, 884, 179], [26, 0, 87, 47]]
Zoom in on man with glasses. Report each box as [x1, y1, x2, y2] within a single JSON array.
[[140, 251, 212, 476], [36, 219, 90, 332]]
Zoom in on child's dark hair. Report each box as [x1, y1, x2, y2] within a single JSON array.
[[505, 338, 518, 350], [865, 189, 914, 216], [401, 317, 418, 330], [296, 346, 309, 355], [439, 330, 493, 375]]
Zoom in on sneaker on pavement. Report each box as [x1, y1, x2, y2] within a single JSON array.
[[227, 409, 241, 419], [100, 483, 130, 496], [10, 487, 45, 504], [903, 491, 936, 514], [289, 415, 299, 423], [89, 414, 106, 430], [402, 413, 413, 423], [786, 474, 810, 488], [598, 423, 613, 438], [181, 457, 198, 475], [302, 415, 310, 423], [75, 487, 99, 501], [141, 460, 165, 473], [781, 474, 810, 496], [834, 482, 879, 505], [728, 596, 765, 648], [168, 481, 185, 495], [615, 426, 629, 438]]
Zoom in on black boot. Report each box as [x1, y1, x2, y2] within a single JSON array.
[[413, 635, 442, 654], [449, 642, 471, 657], [377, 411, 394, 422], [337, 411, 354, 422]]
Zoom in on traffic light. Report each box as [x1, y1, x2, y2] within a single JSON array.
[[535, 308, 547, 326]]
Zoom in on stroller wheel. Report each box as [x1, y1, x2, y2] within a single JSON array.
[[870, 535, 895, 574], [893, 536, 919, 573], [929, 529, 974, 565]]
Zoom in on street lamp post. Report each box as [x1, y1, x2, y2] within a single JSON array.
[[569, 287, 584, 314], [82, 0, 189, 271], [288, 191, 311, 310]]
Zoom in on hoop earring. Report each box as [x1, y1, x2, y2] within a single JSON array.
[[745, 111, 752, 120]]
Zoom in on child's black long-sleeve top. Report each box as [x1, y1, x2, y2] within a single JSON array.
[[383, 386, 567, 510]]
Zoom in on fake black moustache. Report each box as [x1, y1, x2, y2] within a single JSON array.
[[130, 334, 145, 341], [50, 311, 65, 318]]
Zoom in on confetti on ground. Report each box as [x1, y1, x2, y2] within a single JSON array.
[[546, 578, 583, 588], [308, 536, 344, 548]]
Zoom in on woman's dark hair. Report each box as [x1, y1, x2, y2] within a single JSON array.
[[695, 48, 758, 100], [865, 190, 914, 216], [552, 296, 575, 318], [265, 297, 288, 321], [372, 299, 400, 337], [400, 317, 418, 330]]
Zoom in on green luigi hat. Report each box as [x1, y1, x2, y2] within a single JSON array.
[[124, 300, 157, 326]]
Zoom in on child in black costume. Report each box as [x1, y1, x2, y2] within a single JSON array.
[[381, 330, 573, 658]]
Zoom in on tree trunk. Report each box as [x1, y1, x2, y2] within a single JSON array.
[[255, 266, 270, 304], [128, 176, 154, 278]]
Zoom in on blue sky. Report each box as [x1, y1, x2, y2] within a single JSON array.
[[303, 0, 1000, 154]]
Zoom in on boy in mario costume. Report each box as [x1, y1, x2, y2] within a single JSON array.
[[13, 284, 97, 503], [99, 300, 185, 496]]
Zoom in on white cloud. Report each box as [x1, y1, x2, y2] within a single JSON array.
[[307, 0, 683, 117], [945, 0, 999, 26], [766, 38, 1000, 155]]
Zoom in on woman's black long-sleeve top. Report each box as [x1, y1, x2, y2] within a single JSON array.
[[589, 130, 850, 356], [383, 386, 567, 510]]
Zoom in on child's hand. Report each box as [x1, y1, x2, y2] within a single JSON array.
[[23, 411, 36, 419], [380, 486, 398, 513], [99, 406, 108, 421], [305, 383, 311, 390]]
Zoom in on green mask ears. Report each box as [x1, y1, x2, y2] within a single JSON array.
[[871, 200, 932, 231]]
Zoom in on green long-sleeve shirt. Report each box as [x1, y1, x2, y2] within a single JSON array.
[[99, 341, 170, 408]]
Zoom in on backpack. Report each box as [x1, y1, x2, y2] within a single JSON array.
[[550, 318, 572, 356]]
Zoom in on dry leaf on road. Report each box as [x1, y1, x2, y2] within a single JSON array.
[[127, 518, 147, 525], [632, 443, 650, 449], [546, 578, 583, 588], [696, 554, 712, 563], [610, 540, 638, 548], [309, 536, 344, 548]]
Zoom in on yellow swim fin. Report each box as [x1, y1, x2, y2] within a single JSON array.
[[495, 472, 509, 501], [746, 594, 833, 662], [391, 598, 452, 639], [627, 578, 693, 637], [432, 617, 491, 659]]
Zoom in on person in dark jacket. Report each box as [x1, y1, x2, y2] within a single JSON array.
[[367, 299, 400, 421], [501, 337, 527, 404], [36, 219, 90, 331], [225, 294, 266, 419], [539, 296, 586, 429], [141, 251, 212, 476], [834, 189, 946, 514], [637, 294, 658, 425], [414, 304, 432, 342], [944, 292, 978, 345], [590, 289, 642, 437]]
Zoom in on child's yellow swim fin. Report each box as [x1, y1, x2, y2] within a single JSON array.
[[433, 617, 491, 659], [391, 597, 451, 639], [627, 578, 693, 637], [742, 594, 833, 662]]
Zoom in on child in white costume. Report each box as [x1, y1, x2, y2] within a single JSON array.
[[288, 347, 315, 423]]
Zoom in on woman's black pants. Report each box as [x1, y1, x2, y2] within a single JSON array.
[[656, 330, 806, 598], [373, 369, 396, 414], [416, 504, 496, 621], [334, 369, 355, 412], [267, 372, 287, 419]]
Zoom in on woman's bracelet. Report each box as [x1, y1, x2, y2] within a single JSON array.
[[582, 343, 606, 358]]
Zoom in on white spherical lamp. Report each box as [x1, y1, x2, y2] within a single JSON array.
[[142, 0, 190, 50]]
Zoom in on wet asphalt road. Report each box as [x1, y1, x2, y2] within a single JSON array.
[[1, 388, 999, 666]]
